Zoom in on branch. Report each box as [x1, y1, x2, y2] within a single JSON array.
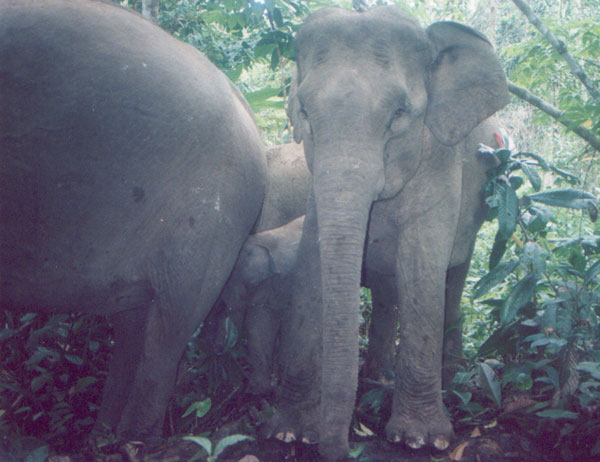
[[511, 0, 600, 103], [508, 81, 600, 153]]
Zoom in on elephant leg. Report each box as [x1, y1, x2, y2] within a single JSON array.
[[266, 205, 321, 444], [443, 259, 471, 389], [113, 299, 184, 443], [386, 221, 456, 451], [362, 273, 397, 382], [94, 307, 146, 436], [246, 297, 279, 395]]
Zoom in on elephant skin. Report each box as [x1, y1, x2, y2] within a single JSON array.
[[278, 7, 509, 460], [213, 216, 305, 395], [0, 0, 266, 443], [253, 143, 312, 233]]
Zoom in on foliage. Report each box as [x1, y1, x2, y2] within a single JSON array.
[[448, 136, 600, 459], [183, 433, 253, 462], [0, 312, 113, 459]]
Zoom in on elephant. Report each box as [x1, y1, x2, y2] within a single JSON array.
[[212, 215, 305, 394], [203, 142, 310, 394], [0, 0, 267, 444], [253, 143, 312, 233], [274, 6, 510, 460]]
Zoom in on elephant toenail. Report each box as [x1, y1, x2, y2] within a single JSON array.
[[284, 432, 296, 443], [393, 435, 402, 443], [434, 437, 450, 450], [407, 437, 425, 449], [275, 432, 285, 441], [302, 431, 318, 444]]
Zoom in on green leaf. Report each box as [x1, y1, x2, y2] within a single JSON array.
[[584, 260, 600, 286], [489, 235, 508, 270], [270, 48, 280, 70], [349, 444, 366, 459], [479, 363, 502, 408], [31, 374, 52, 392], [223, 317, 239, 352], [453, 390, 472, 405], [516, 152, 550, 170], [74, 376, 99, 393], [577, 362, 600, 380], [527, 189, 597, 209], [183, 398, 212, 419], [473, 258, 519, 299], [492, 182, 519, 240], [213, 434, 253, 459], [243, 87, 285, 112], [228, 68, 244, 83], [65, 354, 83, 366], [530, 337, 567, 349], [20, 313, 38, 323], [183, 435, 212, 456], [550, 166, 580, 184], [25, 446, 49, 462], [535, 409, 578, 419], [514, 372, 533, 390], [521, 206, 552, 233], [477, 323, 518, 357], [519, 162, 542, 191], [501, 273, 537, 324], [520, 241, 547, 276]]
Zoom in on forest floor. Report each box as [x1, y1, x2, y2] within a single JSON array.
[[39, 388, 574, 462]]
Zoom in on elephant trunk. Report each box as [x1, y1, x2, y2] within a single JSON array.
[[313, 143, 383, 460]]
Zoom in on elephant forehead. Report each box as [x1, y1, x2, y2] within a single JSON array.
[[296, 6, 431, 70]]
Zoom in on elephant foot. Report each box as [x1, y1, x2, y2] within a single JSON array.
[[385, 412, 453, 451], [262, 402, 319, 446]]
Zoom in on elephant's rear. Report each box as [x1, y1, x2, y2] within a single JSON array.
[[0, 0, 266, 314]]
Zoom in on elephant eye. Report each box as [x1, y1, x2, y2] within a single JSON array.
[[300, 108, 309, 120], [393, 107, 406, 118]]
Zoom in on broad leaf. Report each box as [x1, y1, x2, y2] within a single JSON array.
[[584, 260, 600, 286], [535, 409, 578, 419], [183, 436, 212, 456], [489, 235, 508, 270], [213, 434, 253, 458], [520, 241, 547, 276], [479, 363, 502, 408], [527, 189, 597, 209], [549, 166, 580, 184], [519, 162, 542, 191], [501, 273, 537, 324], [183, 398, 212, 419], [577, 362, 600, 380], [494, 182, 519, 240], [473, 258, 519, 299]]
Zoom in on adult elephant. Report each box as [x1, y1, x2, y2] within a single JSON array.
[[275, 6, 509, 460], [0, 0, 266, 444]]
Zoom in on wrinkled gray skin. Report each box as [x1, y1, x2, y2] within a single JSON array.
[[0, 0, 266, 443], [215, 216, 305, 394], [278, 7, 509, 460], [253, 144, 312, 233], [212, 140, 492, 401]]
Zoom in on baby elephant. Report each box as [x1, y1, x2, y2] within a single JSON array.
[[209, 216, 304, 394]]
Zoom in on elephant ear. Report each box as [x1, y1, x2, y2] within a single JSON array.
[[287, 67, 304, 144], [425, 21, 509, 146]]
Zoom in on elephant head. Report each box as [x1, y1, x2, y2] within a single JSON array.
[[288, 6, 508, 458]]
